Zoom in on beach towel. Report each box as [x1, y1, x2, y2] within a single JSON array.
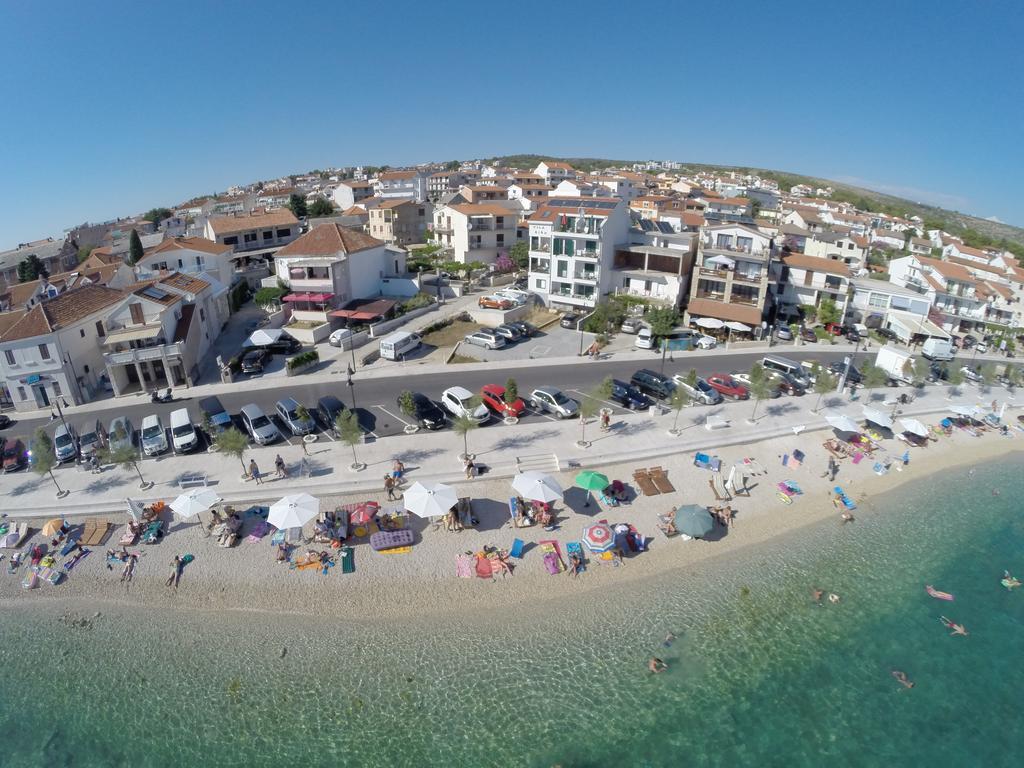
[[566, 541, 586, 572], [63, 548, 90, 571], [377, 545, 413, 555], [509, 538, 525, 559], [475, 554, 494, 579], [247, 521, 270, 542], [456, 554, 474, 578], [852, 451, 864, 464], [60, 537, 79, 557], [539, 540, 565, 573], [340, 547, 355, 574]]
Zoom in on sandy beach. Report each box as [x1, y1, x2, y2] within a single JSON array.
[[2, 426, 1020, 622]]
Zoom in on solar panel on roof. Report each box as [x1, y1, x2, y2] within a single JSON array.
[[141, 286, 169, 300]]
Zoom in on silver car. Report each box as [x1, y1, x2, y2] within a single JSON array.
[[464, 330, 506, 350], [108, 416, 135, 452], [275, 397, 315, 436], [240, 404, 280, 445], [528, 387, 579, 418], [53, 423, 78, 463]]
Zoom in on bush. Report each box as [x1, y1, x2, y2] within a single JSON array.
[[398, 293, 434, 314], [254, 286, 287, 307], [286, 350, 319, 371], [228, 281, 250, 312], [422, 317, 453, 335]]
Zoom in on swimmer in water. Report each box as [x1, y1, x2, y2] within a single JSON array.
[[812, 588, 824, 604], [828, 593, 840, 604], [1003, 571, 1021, 589], [891, 670, 914, 689], [663, 632, 677, 647], [648, 657, 667, 674], [940, 616, 968, 636]]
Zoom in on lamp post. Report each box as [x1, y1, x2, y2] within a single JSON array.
[[50, 396, 71, 438], [346, 363, 357, 411]]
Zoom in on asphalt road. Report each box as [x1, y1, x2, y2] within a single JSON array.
[[4, 347, 870, 460]]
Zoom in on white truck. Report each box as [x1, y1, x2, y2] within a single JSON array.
[[874, 345, 915, 385], [921, 337, 955, 361]]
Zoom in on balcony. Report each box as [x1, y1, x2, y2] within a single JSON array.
[[734, 271, 766, 285], [433, 225, 454, 235], [694, 290, 726, 301], [573, 269, 599, 282], [529, 259, 550, 273], [104, 342, 184, 366], [729, 293, 761, 307], [698, 267, 729, 280], [575, 249, 600, 260], [290, 277, 334, 291], [532, 240, 551, 253]]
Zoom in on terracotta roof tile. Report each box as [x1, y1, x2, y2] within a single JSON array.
[[274, 223, 383, 258], [207, 210, 299, 236], [0, 285, 125, 342], [148, 237, 231, 257], [782, 253, 851, 277]]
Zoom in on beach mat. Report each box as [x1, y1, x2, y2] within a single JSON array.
[[509, 538, 525, 558], [475, 554, 494, 579], [456, 554, 474, 578], [376, 545, 413, 555], [340, 546, 355, 573], [566, 541, 585, 572]]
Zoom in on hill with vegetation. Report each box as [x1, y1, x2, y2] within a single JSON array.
[[488, 155, 1024, 258]]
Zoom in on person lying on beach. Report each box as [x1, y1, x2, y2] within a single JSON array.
[[568, 553, 582, 578], [121, 554, 137, 583], [166, 555, 182, 588], [657, 520, 679, 536], [891, 670, 914, 689], [648, 657, 667, 674]]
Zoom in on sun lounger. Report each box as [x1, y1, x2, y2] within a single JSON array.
[[632, 469, 659, 496], [539, 540, 565, 574], [833, 486, 857, 510], [80, 518, 111, 547], [37, 565, 62, 585], [509, 538, 525, 558], [370, 528, 414, 551], [649, 467, 675, 494], [693, 453, 721, 472], [741, 458, 767, 475], [0, 522, 29, 549]]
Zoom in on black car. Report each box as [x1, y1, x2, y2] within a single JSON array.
[[198, 396, 232, 435], [560, 313, 580, 329], [875, 327, 897, 341], [0, 414, 11, 430], [928, 362, 950, 382], [827, 361, 862, 384], [608, 379, 652, 410], [508, 320, 537, 337], [962, 334, 978, 348], [315, 395, 347, 431], [629, 369, 676, 400], [404, 392, 447, 430], [769, 370, 806, 396], [240, 348, 269, 374], [264, 335, 302, 354]]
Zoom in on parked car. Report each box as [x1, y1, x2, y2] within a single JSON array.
[[635, 327, 655, 350], [198, 397, 231, 436], [480, 384, 526, 418], [275, 397, 315, 436], [108, 416, 136, 452], [962, 334, 978, 348], [560, 312, 581, 329], [441, 386, 489, 424], [464, 330, 506, 350], [824, 322, 843, 336], [842, 325, 862, 342], [799, 326, 817, 343], [528, 386, 579, 418], [478, 295, 513, 310], [730, 371, 783, 398], [671, 374, 723, 405], [695, 334, 717, 349], [140, 415, 169, 456], [927, 362, 950, 383], [705, 373, 749, 400], [875, 327, 898, 342], [508, 320, 537, 337], [975, 341, 989, 354], [776, 326, 793, 341], [78, 419, 108, 459], [0, 414, 11, 430], [53, 423, 78, 463], [629, 369, 675, 400], [960, 365, 982, 383], [607, 379, 652, 410], [328, 328, 352, 347], [240, 404, 280, 445], [493, 324, 523, 343], [494, 289, 530, 305], [2, 438, 26, 472], [265, 334, 301, 354], [620, 317, 643, 334], [240, 348, 270, 374], [827, 361, 862, 384], [401, 392, 447, 430], [767, 370, 806, 396], [315, 396, 347, 431], [169, 408, 200, 453]]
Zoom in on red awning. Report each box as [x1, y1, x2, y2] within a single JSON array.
[[283, 292, 334, 303]]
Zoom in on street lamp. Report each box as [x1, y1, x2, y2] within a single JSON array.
[[49, 396, 71, 438], [346, 363, 357, 411]]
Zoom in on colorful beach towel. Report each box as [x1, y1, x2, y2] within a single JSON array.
[[377, 545, 413, 555], [475, 554, 494, 579], [566, 541, 586, 572], [539, 540, 565, 574], [340, 546, 355, 574], [456, 554, 474, 578]]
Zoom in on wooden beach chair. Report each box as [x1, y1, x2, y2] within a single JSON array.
[[708, 476, 728, 501], [649, 467, 675, 494], [632, 469, 659, 496], [80, 518, 111, 546]]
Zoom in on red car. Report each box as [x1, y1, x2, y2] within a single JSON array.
[[706, 373, 749, 400], [480, 384, 526, 418]]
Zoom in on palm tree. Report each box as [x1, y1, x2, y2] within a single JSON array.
[[451, 414, 479, 460]]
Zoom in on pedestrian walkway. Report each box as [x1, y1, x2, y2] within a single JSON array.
[[3, 380, 1018, 518]]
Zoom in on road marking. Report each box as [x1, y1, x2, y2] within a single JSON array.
[[524, 405, 560, 422], [373, 405, 414, 428], [566, 389, 624, 413]]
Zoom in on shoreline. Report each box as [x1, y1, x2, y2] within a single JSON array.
[[2, 429, 1020, 624]]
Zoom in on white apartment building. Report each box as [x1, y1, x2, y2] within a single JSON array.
[[136, 237, 235, 288], [374, 170, 428, 202], [204, 210, 300, 255], [332, 180, 374, 210], [848, 278, 945, 342], [685, 224, 774, 329], [526, 197, 630, 310], [776, 253, 853, 323], [802, 232, 869, 271], [432, 203, 519, 265], [534, 161, 576, 186]]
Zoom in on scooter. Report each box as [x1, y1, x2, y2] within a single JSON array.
[[150, 387, 173, 404]]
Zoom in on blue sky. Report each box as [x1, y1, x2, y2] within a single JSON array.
[[1, 0, 1021, 248]]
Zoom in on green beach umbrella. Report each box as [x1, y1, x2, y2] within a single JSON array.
[[673, 504, 714, 539], [575, 470, 609, 509]]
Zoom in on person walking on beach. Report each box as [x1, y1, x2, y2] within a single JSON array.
[[274, 454, 288, 479], [384, 474, 398, 501], [166, 555, 182, 588], [249, 459, 262, 485]]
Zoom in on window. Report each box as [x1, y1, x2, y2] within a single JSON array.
[[535, 278, 546, 290], [556, 260, 569, 279], [803, 271, 813, 286], [199, 308, 205, 322], [223, 236, 238, 246], [4, 350, 14, 365], [716, 234, 734, 248], [868, 293, 888, 309], [244, 233, 257, 243], [497, 234, 504, 245], [418, 208, 425, 216], [38, 344, 51, 360], [95, 321, 105, 338], [80, 329, 85, 338], [276, 228, 291, 238], [83, 365, 89, 374], [177, 259, 183, 268], [16, 386, 25, 401], [263, 230, 273, 241], [52, 381, 62, 397], [736, 236, 753, 252]]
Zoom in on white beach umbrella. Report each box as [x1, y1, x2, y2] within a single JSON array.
[[695, 317, 725, 330], [950, 404, 980, 418], [862, 407, 894, 430], [725, 321, 752, 332], [243, 328, 284, 348], [825, 414, 861, 434], [899, 418, 929, 438], [268, 493, 319, 529], [170, 488, 222, 519], [511, 471, 564, 503], [403, 482, 458, 519]]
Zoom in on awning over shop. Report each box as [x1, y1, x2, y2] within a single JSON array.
[[887, 310, 950, 340], [103, 325, 163, 345], [686, 298, 762, 326], [283, 292, 334, 303]]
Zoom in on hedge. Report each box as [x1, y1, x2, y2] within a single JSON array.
[[286, 350, 319, 371]]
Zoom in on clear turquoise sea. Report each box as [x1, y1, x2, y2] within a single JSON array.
[[1, 459, 1022, 767]]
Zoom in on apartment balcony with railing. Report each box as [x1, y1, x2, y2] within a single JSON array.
[[934, 302, 985, 320], [531, 239, 551, 253], [573, 267, 600, 282], [104, 341, 185, 367], [529, 258, 550, 273]]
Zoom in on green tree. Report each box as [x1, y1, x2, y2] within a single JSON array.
[[143, 207, 173, 223], [253, 286, 287, 306], [17, 254, 49, 283], [214, 427, 249, 472], [504, 378, 518, 405], [452, 413, 479, 460], [979, 362, 998, 387], [748, 364, 770, 422], [812, 363, 836, 412], [817, 298, 841, 326], [444, 160, 461, 171], [668, 385, 692, 435], [913, 357, 931, 386], [288, 193, 308, 218], [597, 376, 614, 400], [398, 390, 416, 417], [577, 389, 603, 446], [946, 365, 965, 397], [859, 361, 888, 402], [77, 245, 96, 264], [335, 410, 365, 469], [128, 229, 144, 266], [307, 199, 334, 217], [29, 428, 66, 496], [508, 241, 529, 270], [99, 444, 150, 489], [646, 306, 679, 375]]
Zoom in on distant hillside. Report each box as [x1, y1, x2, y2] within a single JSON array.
[[489, 154, 1024, 258]]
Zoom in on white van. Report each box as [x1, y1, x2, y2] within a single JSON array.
[[761, 355, 809, 386], [635, 327, 654, 350], [140, 415, 169, 457], [379, 331, 421, 361], [169, 408, 199, 453]]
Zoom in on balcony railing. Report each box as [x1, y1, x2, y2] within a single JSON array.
[[698, 267, 729, 280], [575, 249, 600, 259], [529, 262, 550, 274], [104, 342, 184, 366], [734, 272, 766, 285], [532, 240, 551, 253], [729, 294, 761, 307], [573, 270, 599, 282], [694, 290, 726, 301]]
